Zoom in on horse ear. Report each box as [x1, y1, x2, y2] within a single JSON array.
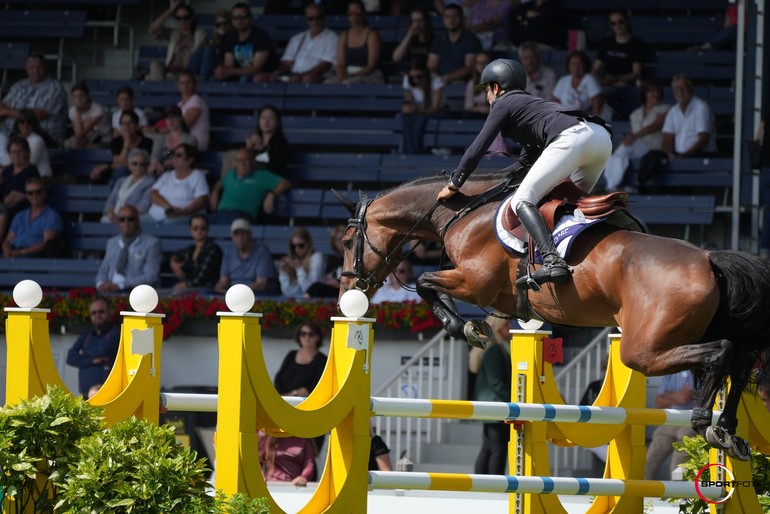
[[331, 189, 356, 215]]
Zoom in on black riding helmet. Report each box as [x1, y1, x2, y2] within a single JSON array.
[[477, 58, 527, 92]]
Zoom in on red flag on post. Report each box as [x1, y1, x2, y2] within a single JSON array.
[[543, 337, 563, 364]]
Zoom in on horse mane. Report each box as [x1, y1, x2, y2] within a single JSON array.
[[376, 173, 507, 198]]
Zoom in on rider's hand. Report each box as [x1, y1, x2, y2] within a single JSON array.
[[437, 185, 458, 201]]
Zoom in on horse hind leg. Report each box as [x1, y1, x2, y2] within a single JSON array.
[[713, 370, 752, 461]]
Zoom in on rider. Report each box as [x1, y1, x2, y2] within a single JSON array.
[[437, 58, 612, 289]]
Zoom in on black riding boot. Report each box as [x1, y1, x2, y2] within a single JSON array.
[[515, 201, 570, 289]]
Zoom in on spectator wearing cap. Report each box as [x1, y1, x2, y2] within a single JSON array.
[[214, 218, 278, 295], [96, 204, 162, 292], [149, 104, 197, 175]]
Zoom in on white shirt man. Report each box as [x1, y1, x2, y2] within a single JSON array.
[[662, 74, 717, 157], [272, 4, 337, 83]]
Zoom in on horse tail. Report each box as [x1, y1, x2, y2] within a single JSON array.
[[708, 250, 770, 392]]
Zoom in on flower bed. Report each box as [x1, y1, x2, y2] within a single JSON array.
[[0, 288, 442, 339]]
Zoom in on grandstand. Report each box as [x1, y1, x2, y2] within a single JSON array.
[[0, 0, 762, 292]]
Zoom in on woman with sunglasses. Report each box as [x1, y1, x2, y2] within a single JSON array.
[[101, 148, 155, 224], [278, 227, 325, 298], [274, 321, 328, 399], [148, 0, 208, 81], [169, 214, 223, 292], [187, 9, 232, 81], [12, 109, 51, 178], [590, 10, 645, 89], [0, 137, 40, 242]]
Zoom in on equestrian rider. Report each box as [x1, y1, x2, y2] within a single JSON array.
[[437, 58, 612, 289]]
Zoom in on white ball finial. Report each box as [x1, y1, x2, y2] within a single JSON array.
[[339, 289, 369, 318], [13, 280, 43, 309], [517, 318, 544, 331], [129, 285, 159, 314], [225, 284, 255, 313]]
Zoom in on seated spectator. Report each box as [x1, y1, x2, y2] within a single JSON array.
[[2, 177, 63, 258], [148, 0, 208, 81], [369, 427, 392, 471], [210, 147, 291, 225], [188, 10, 233, 81], [400, 58, 449, 154], [0, 52, 67, 147], [465, 0, 514, 51], [392, 7, 434, 71], [258, 3, 337, 84], [518, 41, 556, 101], [169, 214, 223, 292], [306, 224, 345, 298], [274, 320, 329, 398], [427, 5, 482, 85], [661, 74, 718, 159], [371, 259, 423, 304], [591, 11, 645, 89], [110, 86, 149, 137], [553, 51, 607, 119], [463, 52, 506, 154], [101, 148, 155, 224], [214, 218, 278, 295], [91, 110, 154, 185], [326, 0, 384, 84], [258, 432, 317, 486], [508, 0, 564, 49], [0, 137, 40, 241], [214, 2, 279, 83], [11, 110, 52, 178], [603, 80, 669, 192], [278, 227, 326, 298], [691, 3, 738, 51], [66, 82, 111, 150], [149, 105, 197, 175], [148, 143, 209, 224], [244, 105, 292, 177], [177, 71, 209, 151], [96, 205, 162, 292]]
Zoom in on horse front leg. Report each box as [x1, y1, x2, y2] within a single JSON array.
[[416, 269, 494, 349]]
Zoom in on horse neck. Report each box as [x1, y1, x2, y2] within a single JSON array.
[[369, 187, 442, 241]]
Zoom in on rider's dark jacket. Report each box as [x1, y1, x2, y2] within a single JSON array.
[[449, 90, 581, 188]]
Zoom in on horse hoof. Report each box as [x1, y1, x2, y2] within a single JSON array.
[[727, 436, 751, 461], [463, 321, 491, 349], [705, 425, 732, 450]]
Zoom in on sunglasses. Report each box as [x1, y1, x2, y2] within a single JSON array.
[[299, 330, 317, 337], [292, 242, 307, 249], [176, 15, 192, 21], [174, 152, 187, 158], [232, 14, 249, 20], [129, 161, 148, 166], [118, 216, 138, 222], [306, 15, 323, 21], [25, 189, 43, 196], [190, 225, 207, 231]]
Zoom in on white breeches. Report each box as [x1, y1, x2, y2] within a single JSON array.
[[510, 121, 612, 212]]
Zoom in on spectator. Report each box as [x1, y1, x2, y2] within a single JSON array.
[[552, 51, 607, 119], [91, 110, 154, 185], [0, 133, 7, 167], [603, 80, 669, 192], [210, 146, 291, 225], [2, 177, 63, 258], [148, 0, 208, 81], [177, 71, 210, 151], [260, 3, 337, 84], [214, 218, 278, 295], [274, 321, 329, 398], [147, 143, 209, 224], [306, 224, 345, 298], [392, 6, 434, 70], [96, 205, 162, 292], [244, 105, 292, 177], [149, 104, 197, 175], [169, 214, 223, 292], [468, 314, 509, 401], [101, 148, 155, 224], [465, 0, 514, 51], [427, 5, 482, 85], [327, 0, 384, 84], [110, 86, 149, 137], [692, 3, 738, 52], [645, 371, 696, 480], [0, 137, 40, 241], [214, 2, 279, 83], [258, 432, 317, 486], [369, 427, 392, 471], [518, 41, 557, 101], [11, 110, 52, 178], [590, 11, 645, 89], [187, 10, 233, 81], [400, 58, 448, 154], [463, 52, 506, 154], [754, 113, 770, 260], [371, 259, 422, 304], [473, 316, 512, 474], [66, 82, 111, 150], [278, 227, 326, 298], [65, 296, 120, 398], [0, 52, 67, 147], [661, 74, 717, 158], [508, 0, 564, 49]]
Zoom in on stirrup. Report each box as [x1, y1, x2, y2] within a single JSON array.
[[515, 262, 570, 291]]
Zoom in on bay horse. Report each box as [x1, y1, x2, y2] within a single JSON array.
[[335, 174, 770, 461]]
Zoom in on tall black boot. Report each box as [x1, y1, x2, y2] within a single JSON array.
[[515, 201, 570, 289]]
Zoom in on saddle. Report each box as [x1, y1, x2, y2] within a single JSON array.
[[502, 181, 629, 241]]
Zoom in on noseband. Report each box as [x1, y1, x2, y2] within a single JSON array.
[[341, 199, 397, 292]]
